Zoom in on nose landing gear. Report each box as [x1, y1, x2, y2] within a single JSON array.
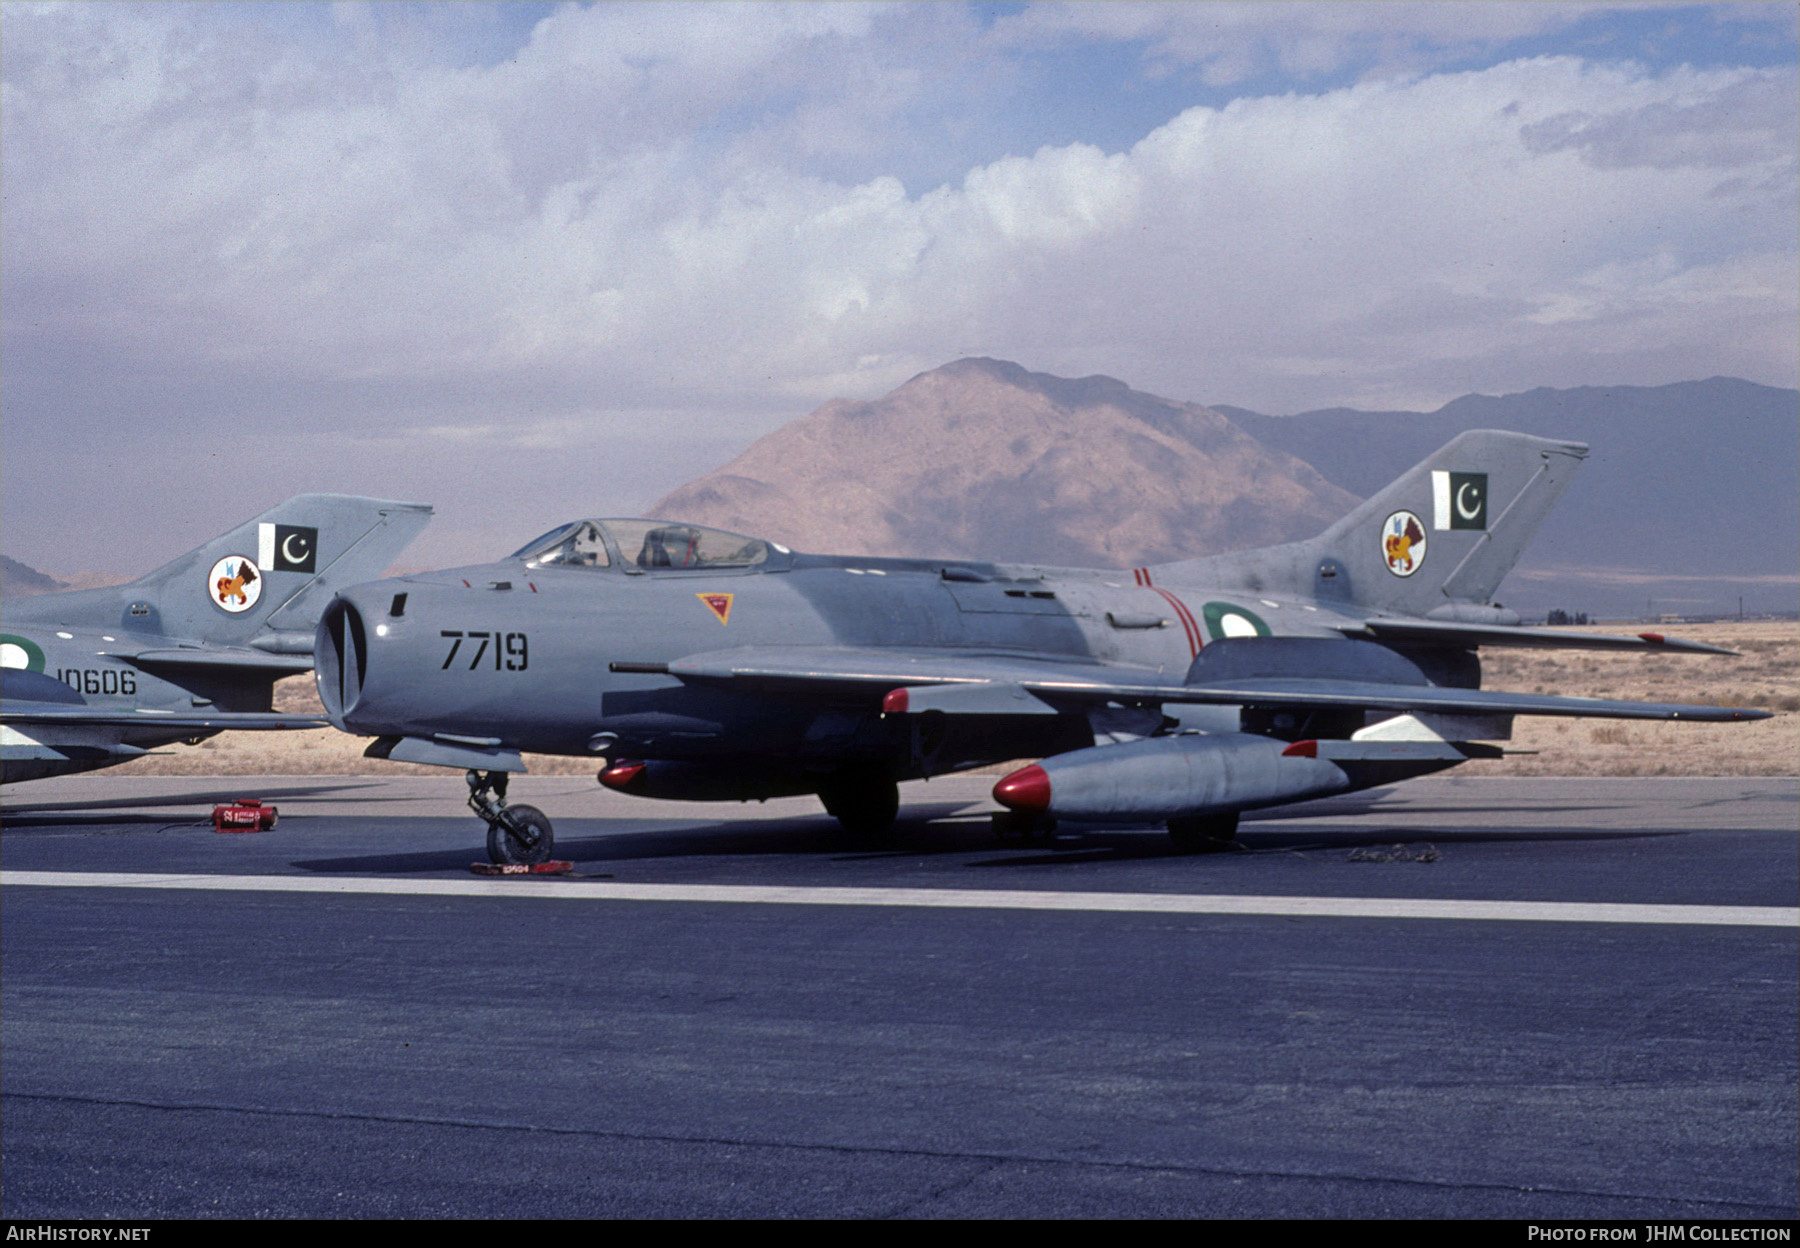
[[817, 764, 899, 842], [467, 769, 555, 865]]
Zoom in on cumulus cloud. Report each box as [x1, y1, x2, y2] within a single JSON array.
[[1519, 67, 1799, 170], [2, 2, 1795, 570], [988, 1, 1633, 84]]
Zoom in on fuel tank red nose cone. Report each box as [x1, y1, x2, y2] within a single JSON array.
[[993, 764, 1052, 815], [599, 760, 647, 793]]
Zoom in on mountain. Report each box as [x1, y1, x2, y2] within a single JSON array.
[[652, 363, 1795, 617], [1, 555, 67, 599], [650, 358, 1358, 568], [1217, 378, 1799, 616], [0, 557, 133, 601]]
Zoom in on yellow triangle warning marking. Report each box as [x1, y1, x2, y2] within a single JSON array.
[[697, 592, 734, 625]]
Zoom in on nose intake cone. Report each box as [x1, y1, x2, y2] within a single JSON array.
[[993, 764, 1052, 815]]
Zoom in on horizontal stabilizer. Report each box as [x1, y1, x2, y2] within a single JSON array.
[[1344, 619, 1739, 655], [119, 648, 314, 674]]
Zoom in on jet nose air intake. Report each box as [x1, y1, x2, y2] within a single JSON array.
[[316, 598, 367, 721]]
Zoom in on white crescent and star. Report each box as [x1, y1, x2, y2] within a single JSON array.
[[1456, 481, 1482, 520], [283, 533, 310, 563]]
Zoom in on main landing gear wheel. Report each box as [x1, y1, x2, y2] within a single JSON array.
[[467, 769, 555, 865], [818, 766, 899, 840], [1166, 811, 1239, 854], [487, 804, 555, 866]]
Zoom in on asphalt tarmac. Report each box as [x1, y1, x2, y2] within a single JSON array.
[[3, 773, 1795, 1219]]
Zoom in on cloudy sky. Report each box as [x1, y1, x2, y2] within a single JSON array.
[[4, 1, 1795, 574]]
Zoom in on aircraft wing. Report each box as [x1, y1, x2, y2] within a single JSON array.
[[1, 706, 327, 730], [1339, 619, 1738, 654], [638, 645, 1769, 723]]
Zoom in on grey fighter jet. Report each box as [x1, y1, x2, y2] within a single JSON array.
[[312, 431, 1767, 863], [2, 495, 432, 782]]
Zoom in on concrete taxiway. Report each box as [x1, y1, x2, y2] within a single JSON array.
[[3, 773, 1795, 1218]]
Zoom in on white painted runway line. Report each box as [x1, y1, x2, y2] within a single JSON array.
[[3, 871, 1795, 927]]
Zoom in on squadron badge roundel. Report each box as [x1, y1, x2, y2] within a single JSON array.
[[209, 555, 263, 613], [1381, 511, 1426, 578]]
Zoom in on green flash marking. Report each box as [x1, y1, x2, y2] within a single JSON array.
[[0, 633, 49, 673], [1200, 602, 1271, 643]]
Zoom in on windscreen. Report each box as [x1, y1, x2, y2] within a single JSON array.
[[517, 521, 610, 568]]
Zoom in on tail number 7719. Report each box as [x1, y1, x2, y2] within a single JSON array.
[[440, 631, 529, 671]]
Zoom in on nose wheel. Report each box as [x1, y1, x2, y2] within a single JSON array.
[[467, 770, 555, 865]]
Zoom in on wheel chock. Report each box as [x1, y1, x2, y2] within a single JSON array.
[[469, 860, 574, 876], [213, 800, 278, 832]]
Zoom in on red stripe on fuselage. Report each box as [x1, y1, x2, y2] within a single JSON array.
[[1150, 587, 1201, 658]]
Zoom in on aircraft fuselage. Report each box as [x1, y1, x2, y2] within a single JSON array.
[[320, 545, 1352, 783]]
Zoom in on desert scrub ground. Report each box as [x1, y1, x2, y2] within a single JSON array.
[[1454, 621, 1797, 777], [94, 621, 1796, 779]]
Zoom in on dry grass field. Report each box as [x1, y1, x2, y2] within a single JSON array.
[[1454, 621, 1797, 777], [97, 621, 1796, 780]]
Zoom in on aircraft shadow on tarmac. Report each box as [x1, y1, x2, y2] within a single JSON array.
[[1245, 787, 1641, 821], [1, 812, 224, 829], [290, 801, 988, 874], [0, 781, 391, 822], [287, 798, 1685, 875]]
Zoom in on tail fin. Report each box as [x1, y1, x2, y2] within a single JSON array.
[[1307, 430, 1586, 616], [14, 496, 432, 648]]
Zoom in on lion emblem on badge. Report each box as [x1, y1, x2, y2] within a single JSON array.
[[1382, 511, 1426, 577]]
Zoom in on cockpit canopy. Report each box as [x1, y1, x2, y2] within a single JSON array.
[[511, 519, 774, 571]]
